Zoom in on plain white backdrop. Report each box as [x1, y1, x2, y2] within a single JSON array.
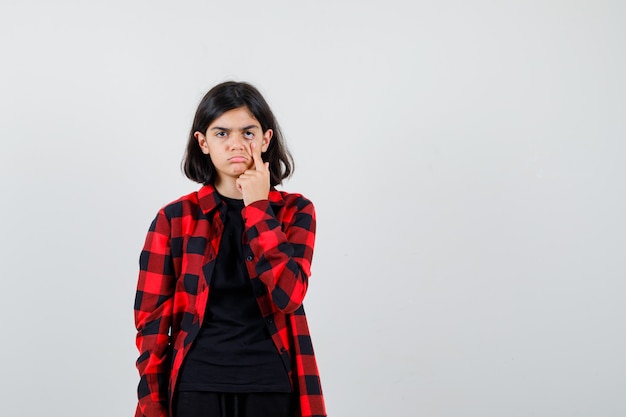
[[1, 1, 625, 416]]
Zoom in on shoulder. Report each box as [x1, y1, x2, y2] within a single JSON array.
[[157, 190, 201, 220], [272, 189, 314, 208], [270, 190, 316, 221]]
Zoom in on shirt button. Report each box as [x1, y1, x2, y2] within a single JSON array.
[[246, 255, 253, 261]]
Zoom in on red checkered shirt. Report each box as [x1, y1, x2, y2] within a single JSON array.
[[134, 185, 326, 417]]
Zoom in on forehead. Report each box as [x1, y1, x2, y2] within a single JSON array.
[[209, 106, 260, 129]]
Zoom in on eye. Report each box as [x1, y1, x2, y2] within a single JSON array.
[[215, 131, 227, 138], [244, 131, 255, 140]]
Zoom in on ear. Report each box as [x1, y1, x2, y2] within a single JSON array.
[[262, 129, 273, 153], [194, 131, 209, 154]]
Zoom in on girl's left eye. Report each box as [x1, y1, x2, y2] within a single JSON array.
[[244, 132, 254, 139]]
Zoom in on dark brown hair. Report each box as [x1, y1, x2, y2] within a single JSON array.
[[183, 81, 294, 186]]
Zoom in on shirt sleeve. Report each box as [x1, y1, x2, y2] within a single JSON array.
[[242, 195, 316, 314], [134, 209, 176, 417]]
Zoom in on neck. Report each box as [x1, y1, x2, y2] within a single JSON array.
[[214, 177, 243, 200]]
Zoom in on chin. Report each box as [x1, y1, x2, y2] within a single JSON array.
[[231, 166, 248, 176]]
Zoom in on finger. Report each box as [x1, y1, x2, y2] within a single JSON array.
[[250, 142, 265, 171]]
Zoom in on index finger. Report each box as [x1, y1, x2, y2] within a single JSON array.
[[250, 142, 265, 171]]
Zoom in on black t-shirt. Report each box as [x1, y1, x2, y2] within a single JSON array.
[[177, 195, 291, 393]]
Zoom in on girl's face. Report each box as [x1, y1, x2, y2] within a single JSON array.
[[194, 106, 272, 183]]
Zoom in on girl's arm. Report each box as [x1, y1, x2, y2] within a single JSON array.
[[242, 195, 316, 314], [134, 209, 176, 417]]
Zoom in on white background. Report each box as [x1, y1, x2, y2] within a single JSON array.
[[1, 1, 625, 416]]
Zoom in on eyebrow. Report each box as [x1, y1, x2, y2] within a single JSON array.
[[210, 124, 260, 132]]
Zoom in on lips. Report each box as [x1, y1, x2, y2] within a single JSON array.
[[229, 156, 248, 163]]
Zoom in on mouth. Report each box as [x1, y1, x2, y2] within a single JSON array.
[[228, 156, 248, 163]]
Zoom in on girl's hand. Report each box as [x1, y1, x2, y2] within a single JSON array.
[[236, 142, 270, 206]]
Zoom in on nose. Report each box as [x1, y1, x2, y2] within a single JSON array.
[[228, 133, 247, 150]]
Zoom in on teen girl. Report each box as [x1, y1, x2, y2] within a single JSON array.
[[134, 82, 326, 417]]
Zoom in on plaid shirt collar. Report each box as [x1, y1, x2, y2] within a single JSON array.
[[197, 184, 286, 215]]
